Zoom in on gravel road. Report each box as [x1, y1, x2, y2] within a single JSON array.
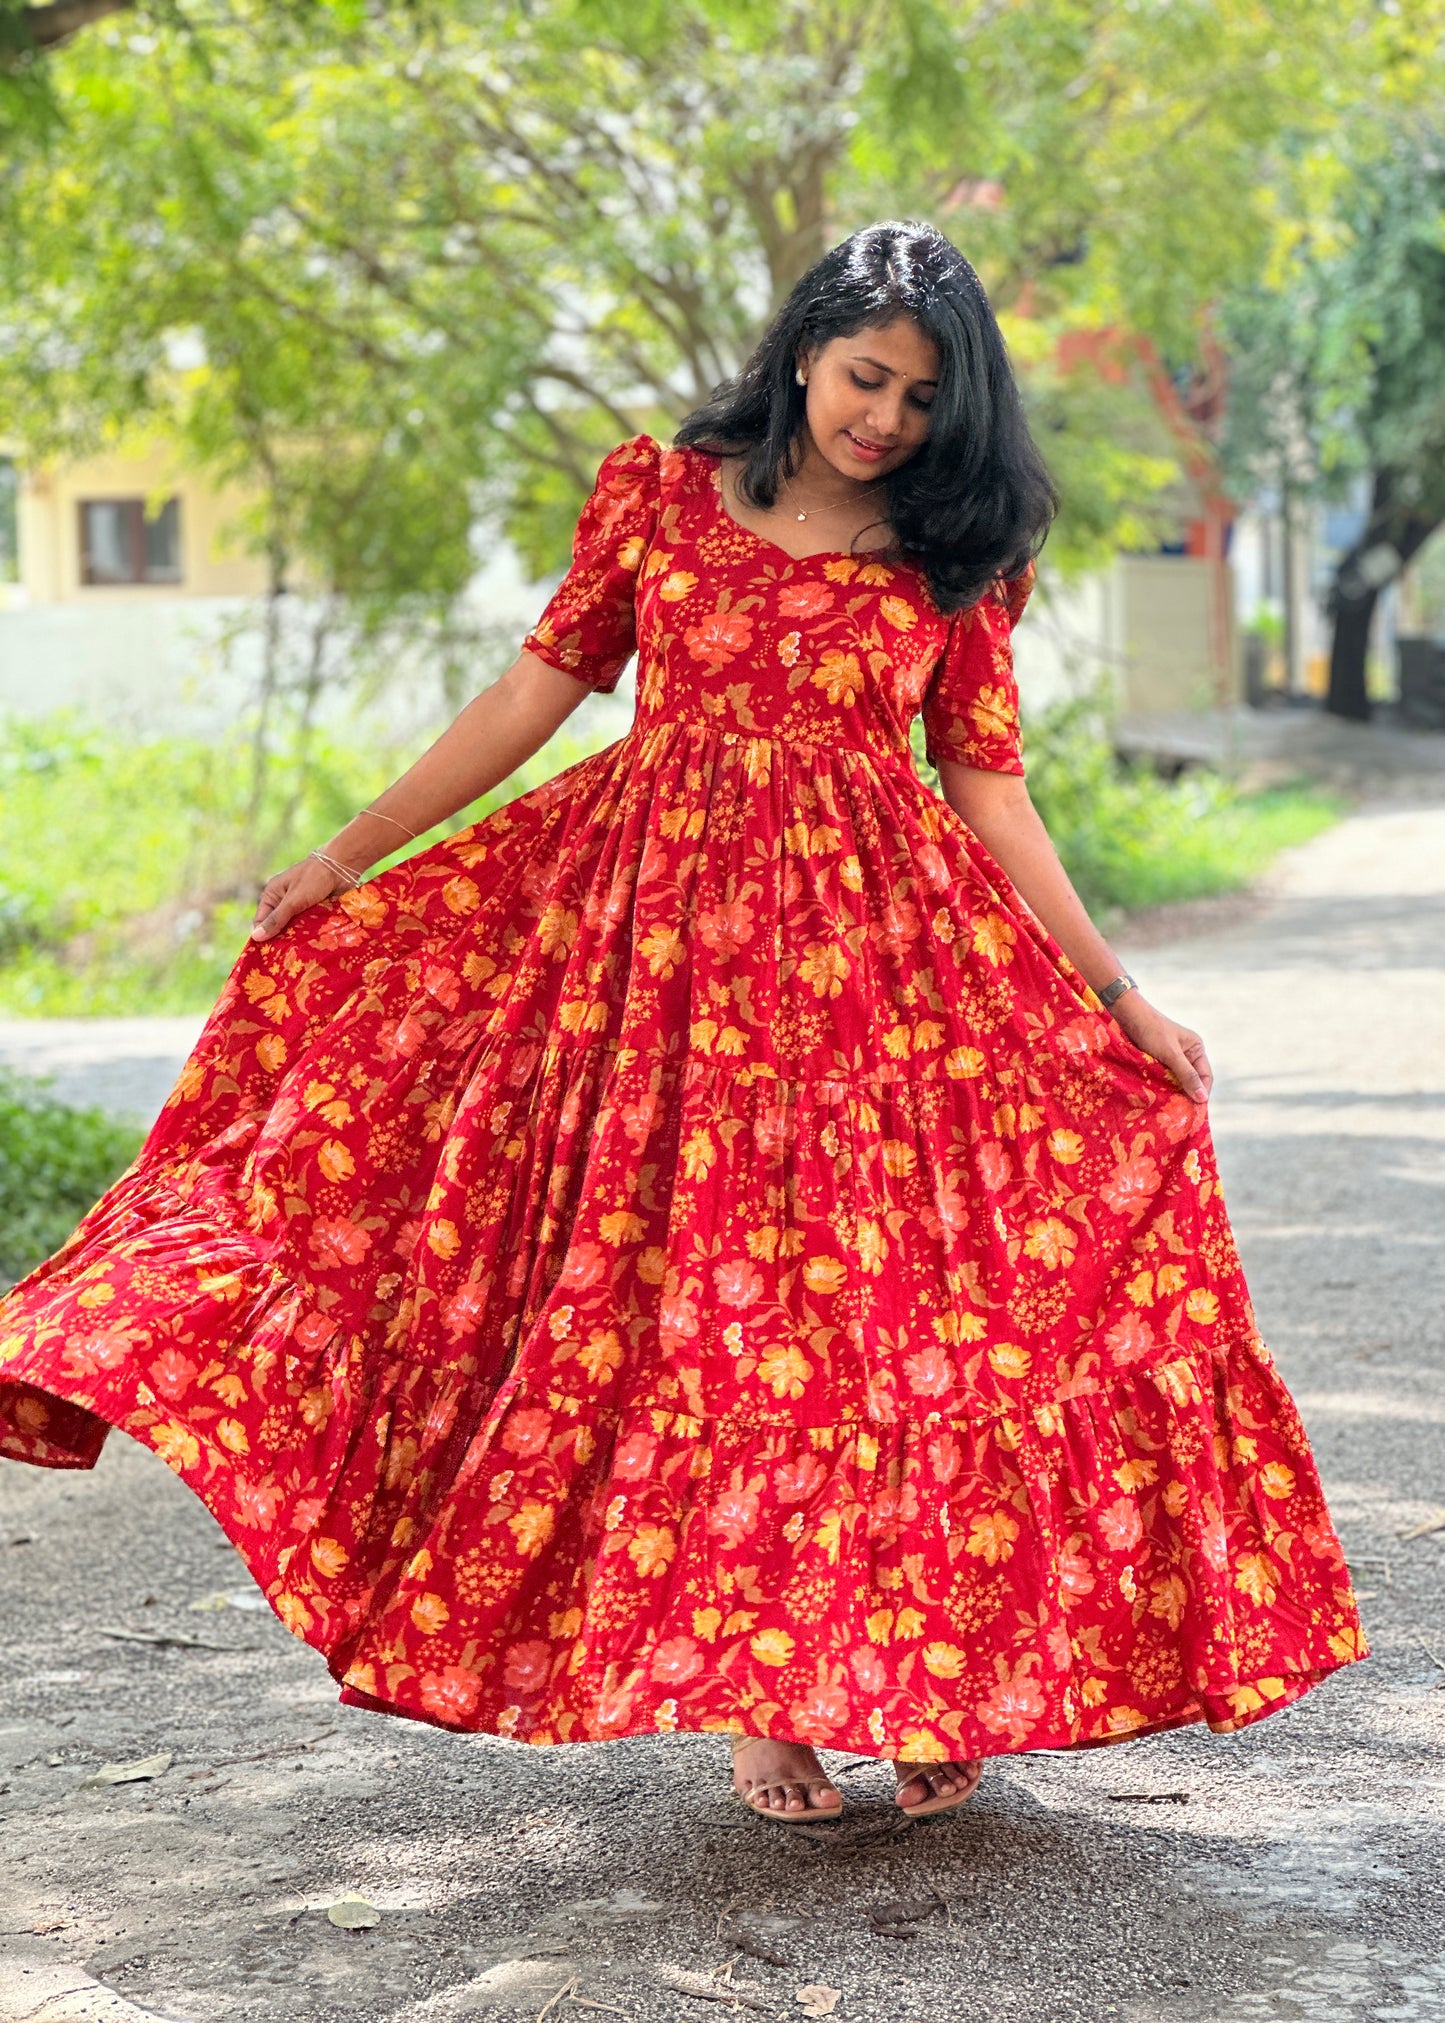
[[2, 797, 1443, 2023]]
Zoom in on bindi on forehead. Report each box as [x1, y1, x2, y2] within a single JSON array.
[[848, 351, 939, 387]]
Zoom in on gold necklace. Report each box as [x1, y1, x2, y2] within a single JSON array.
[[778, 471, 889, 523]]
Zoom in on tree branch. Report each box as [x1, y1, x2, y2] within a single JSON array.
[[18, 0, 133, 50]]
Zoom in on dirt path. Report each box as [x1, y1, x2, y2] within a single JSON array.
[[3, 800, 1444, 2023]]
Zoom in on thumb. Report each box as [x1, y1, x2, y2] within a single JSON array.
[[250, 897, 293, 941]]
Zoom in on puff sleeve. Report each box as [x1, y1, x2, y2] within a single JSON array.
[[920, 561, 1035, 775], [521, 433, 662, 693]]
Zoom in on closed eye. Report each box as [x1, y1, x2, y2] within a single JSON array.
[[850, 371, 933, 412]]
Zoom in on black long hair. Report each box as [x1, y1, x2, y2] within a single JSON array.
[[675, 220, 1057, 613]]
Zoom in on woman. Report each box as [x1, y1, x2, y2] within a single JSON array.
[[0, 220, 1365, 1828]]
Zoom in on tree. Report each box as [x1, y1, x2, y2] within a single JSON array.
[[0, 0, 1386, 618], [1221, 122, 1445, 721]]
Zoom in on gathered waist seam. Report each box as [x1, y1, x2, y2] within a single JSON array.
[[630, 711, 907, 764]]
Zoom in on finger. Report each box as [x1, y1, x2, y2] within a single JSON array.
[[1181, 1033, 1213, 1101], [1167, 1047, 1206, 1101], [252, 880, 289, 927], [251, 895, 299, 942]]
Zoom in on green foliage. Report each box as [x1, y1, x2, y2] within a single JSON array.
[[0, 708, 618, 1014], [0, 1066, 143, 1290], [1016, 693, 1343, 916], [1, 0, 1388, 612]]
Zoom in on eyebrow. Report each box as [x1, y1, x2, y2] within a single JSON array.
[[850, 353, 939, 387]]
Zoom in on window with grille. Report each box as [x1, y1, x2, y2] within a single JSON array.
[[79, 497, 182, 585]]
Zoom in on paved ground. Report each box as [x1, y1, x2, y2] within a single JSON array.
[[3, 797, 1445, 2023]]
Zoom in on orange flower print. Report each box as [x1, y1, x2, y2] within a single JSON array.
[[979, 1673, 1047, 1741], [411, 1592, 450, 1635], [1101, 1154, 1163, 1220], [758, 1344, 812, 1399], [1097, 1498, 1144, 1552], [697, 900, 756, 957], [879, 595, 918, 631], [651, 1637, 704, 1684], [903, 1343, 955, 1397], [775, 1453, 828, 1502], [798, 940, 850, 996], [574, 1329, 625, 1383], [1023, 1218, 1077, 1270], [418, 1667, 483, 1724], [658, 569, 699, 601], [966, 1511, 1020, 1564], [788, 1680, 851, 1742], [751, 1627, 795, 1667], [801, 1256, 846, 1296], [777, 580, 834, 619], [708, 1484, 761, 1546], [1235, 1554, 1280, 1607], [310, 1218, 372, 1269], [503, 1640, 552, 1694], [972, 913, 1017, 965], [1105, 1313, 1157, 1366], [629, 1526, 677, 1576], [508, 1501, 556, 1555], [812, 649, 864, 704], [1259, 1462, 1296, 1501], [713, 1258, 765, 1306], [970, 685, 1018, 744], [987, 1341, 1031, 1380], [684, 608, 754, 664], [778, 629, 802, 666]]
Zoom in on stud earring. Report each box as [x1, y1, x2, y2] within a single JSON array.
[[795, 367, 807, 386]]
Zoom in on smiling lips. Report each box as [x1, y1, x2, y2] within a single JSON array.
[[843, 430, 893, 460]]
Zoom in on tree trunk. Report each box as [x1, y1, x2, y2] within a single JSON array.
[[1326, 581, 1377, 722], [1326, 468, 1444, 722], [18, 0, 133, 52]]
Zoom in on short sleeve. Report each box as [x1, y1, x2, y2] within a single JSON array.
[[521, 433, 662, 693], [920, 561, 1035, 775]]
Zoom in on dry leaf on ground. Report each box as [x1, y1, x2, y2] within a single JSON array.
[[79, 1752, 173, 1789], [326, 1895, 382, 1930], [796, 1986, 841, 2017]]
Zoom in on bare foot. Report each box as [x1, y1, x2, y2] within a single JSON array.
[[894, 1757, 982, 1816], [730, 1736, 843, 1820]]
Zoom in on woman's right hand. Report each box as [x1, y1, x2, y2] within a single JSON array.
[[250, 855, 359, 942]]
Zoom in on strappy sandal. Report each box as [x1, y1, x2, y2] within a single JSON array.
[[893, 1758, 983, 1819], [729, 1734, 845, 1826]]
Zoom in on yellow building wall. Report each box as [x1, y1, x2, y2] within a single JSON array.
[[16, 444, 268, 605]]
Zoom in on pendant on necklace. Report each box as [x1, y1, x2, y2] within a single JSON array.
[[796, 511, 807, 521]]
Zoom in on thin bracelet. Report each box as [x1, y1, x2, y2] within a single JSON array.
[[362, 805, 419, 841], [309, 847, 365, 890]]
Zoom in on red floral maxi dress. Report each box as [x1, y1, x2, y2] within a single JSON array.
[[0, 433, 1365, 1759]]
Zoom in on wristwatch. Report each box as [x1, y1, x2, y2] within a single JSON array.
[[1097, 972, 1138, 1012]]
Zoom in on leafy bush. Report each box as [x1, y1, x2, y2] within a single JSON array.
[[1019, 693, 1343, 916], [0, 709, 606, 1016], [0, 1068, 143, 1290]]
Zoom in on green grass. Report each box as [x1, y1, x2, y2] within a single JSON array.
[[0, 711, 604, 1016], [1018, 695, 1345, 917], [2, 704, 1344, 1020], [0, 1067, 144, 1290]]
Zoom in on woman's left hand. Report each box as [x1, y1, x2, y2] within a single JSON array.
[[1109, 992, 1212, 1104]]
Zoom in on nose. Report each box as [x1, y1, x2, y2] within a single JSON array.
[[862, 390, 907, 441]]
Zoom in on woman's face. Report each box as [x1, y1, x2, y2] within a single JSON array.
[[798, 315, 940, 482]]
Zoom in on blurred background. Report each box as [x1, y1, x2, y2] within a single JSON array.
[[1, 0, 1443, 1278]]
